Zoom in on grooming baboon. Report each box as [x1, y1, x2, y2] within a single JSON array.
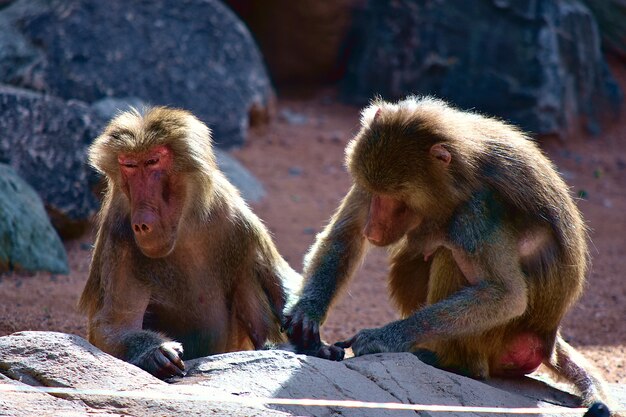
[[80, 107, 301, 378], [284, 96, 615, 409]]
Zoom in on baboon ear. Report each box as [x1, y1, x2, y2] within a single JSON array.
[[430, 144, 451, 166], [360, 104, 381, 127]]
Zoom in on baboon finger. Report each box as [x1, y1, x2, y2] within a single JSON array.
[[161, 346, 185, 372], [154, 350, 185, 378], [334, 336, 356, 349], [300, 316, 320, 350], [317, 344, 345, 361]]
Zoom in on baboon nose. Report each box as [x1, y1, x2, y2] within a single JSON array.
[[133, 223, 152, 234], [132, 211, 156, 236]]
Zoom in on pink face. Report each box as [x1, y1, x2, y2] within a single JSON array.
[[363, 195, 421, 246], [118, 145, 184, 258]]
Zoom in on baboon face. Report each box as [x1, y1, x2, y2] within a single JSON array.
[[363, 194, 421, 246], [118, 145, 185, 258]]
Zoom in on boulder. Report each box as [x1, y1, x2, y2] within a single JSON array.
[[0, 85, 102, 237], [342, 0, 622, 136], [0, 0, 273, 148], [1, 331, 625, 416], [582, 0, 626, 58], [227, 0, 357, 87], [0, 164, 68, 274]]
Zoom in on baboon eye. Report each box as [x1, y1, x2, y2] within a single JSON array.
[[121, 162, 138, 169], [145, 158, 159, 167]]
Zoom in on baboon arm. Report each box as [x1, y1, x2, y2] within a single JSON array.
[[340, 229, 528, 354], [407, 230, 528, 341], [283, 186, 369, 358], [88, 257, 151, 358], [297, 185, 370, 321]]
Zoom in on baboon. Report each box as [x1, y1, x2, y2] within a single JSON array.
[[284, 96, 615, 410], [80, 107, 301, 378]]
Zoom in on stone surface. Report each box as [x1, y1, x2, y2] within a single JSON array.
[[342, 0, 622, 136], [0, 85, 102, 236], [0, 332, 290, 417], [1, 331, 624, 416], [0, 0, 273, 148], [227, 0, 357, 86], [583, 0, 626, 58], [0, 164, 68, 274]]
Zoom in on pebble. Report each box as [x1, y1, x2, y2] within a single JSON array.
[[288, 166, 303, 176], [279, 108, 308, 126]]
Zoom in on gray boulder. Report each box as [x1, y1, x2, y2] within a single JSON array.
[[0, 85, 102, 236], [1, 331, 625, 416], [343, 0, 622, 136], [0, 164, 68, 274], [0, 0, 273, 148]]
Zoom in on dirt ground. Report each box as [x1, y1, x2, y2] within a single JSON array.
[[1, 84, 625, 384]]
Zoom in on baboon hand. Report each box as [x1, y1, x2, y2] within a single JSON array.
[[335, 327, 397, 357], [315, 342, 345, 361], [283, 307, 322, 352], [283, 307, 344, 360], [140, 341, 185, 379]]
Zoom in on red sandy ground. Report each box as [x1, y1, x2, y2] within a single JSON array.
[[0, 87, 624, 384]]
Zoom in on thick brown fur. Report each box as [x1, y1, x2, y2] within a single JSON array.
[[80, 107, 301, 378], [284, 96, 616, 411]]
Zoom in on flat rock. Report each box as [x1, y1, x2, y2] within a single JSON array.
[[1, 331, 624, 416], [0, 332, 288, 417]]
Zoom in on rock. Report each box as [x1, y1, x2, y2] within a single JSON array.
[[227, 0, 357, 86], [0, 85, 102, 237], [288, 166, 303, 176], [214, 149, 265, 203], [0, 164, 68, 274], [1, 331, 624, 416], [0, 0, 273, 148], [279, 108, 309, 125], [342, 0, 622, 136], [0, 332, 290, 417], [582, 0, 626, 58]]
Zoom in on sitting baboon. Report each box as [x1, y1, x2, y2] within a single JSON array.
[[284, 96, 616, 412], [80, 107, 301, 378]]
